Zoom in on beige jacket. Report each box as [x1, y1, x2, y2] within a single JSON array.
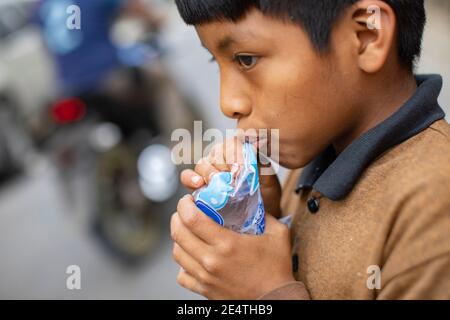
[[260, 119, 450, 300]]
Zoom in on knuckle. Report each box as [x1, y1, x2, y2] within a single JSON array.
[[202, 255, 219, 274], [170, 215, 179, 241], [219, 239, 234, 256], [198, 270, 213, 286], [170, 229, 178, 242], [170, 228, 178, 242], [172, 244, 180, 261], [184, 211, 199, 228]]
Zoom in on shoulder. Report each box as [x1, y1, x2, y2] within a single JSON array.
[[429, 118, 450, 139], [371, 119, 450, 191], [377, 121, 450, 280], [375, 119, 450, 233]]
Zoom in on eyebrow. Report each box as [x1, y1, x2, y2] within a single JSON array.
[[201, 35, 238, 54], [217, 36, 237, 51]]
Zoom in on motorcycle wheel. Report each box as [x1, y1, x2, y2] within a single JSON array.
[[92, 143, 165, 265]]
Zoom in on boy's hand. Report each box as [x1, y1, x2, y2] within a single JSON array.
[[171, 195, 294, 299], [180, 137, 283, 218]]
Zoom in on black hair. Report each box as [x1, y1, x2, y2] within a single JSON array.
[[175, 0, 426, 70]]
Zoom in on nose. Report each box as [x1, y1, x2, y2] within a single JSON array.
[[220, 72, 252, 120]]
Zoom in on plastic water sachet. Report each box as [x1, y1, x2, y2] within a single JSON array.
[[193, 142, 265, 235]]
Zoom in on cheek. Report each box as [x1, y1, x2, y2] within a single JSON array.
[[254, 64, 344, 167], [258, 67, 331, 135]]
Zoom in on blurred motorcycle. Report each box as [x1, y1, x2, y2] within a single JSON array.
[[47, 55, 193, 265], [41, 7, 196, 264], [36, 0, 200, 263]]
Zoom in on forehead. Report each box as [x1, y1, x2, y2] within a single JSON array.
[[195, 8, 307, 52]]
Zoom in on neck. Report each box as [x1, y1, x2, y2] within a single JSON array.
[[333, 70, 418, 154]]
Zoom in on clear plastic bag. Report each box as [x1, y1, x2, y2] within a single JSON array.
[[193, 142, 265, 235]]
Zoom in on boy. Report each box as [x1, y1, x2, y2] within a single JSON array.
[[170, 0, 450, 299]]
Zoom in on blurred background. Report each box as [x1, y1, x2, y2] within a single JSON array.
[[0, 0, 448, 299]]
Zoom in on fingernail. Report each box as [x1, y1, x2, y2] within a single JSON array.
[[191, 175, 202, 185], [182, 194, 192, 200]]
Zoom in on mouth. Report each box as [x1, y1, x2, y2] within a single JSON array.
[[236, 133, 266, 147], [236, 133, 274, 161]]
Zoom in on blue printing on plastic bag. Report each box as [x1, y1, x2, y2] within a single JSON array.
[[195, 199, 225, 226]]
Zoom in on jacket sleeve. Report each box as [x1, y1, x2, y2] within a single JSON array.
[[258, 169, 311, 300], [377, 254, 450, 299], [377, 177, 450, 300]]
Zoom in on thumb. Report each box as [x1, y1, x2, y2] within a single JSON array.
[[257, 153, 279, 186], [257, 154, 282, 218]]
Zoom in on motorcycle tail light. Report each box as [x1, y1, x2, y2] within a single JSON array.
[[51, 98, 86, 124]]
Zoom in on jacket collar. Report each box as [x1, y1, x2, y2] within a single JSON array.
[[296, 74, 446, 201]]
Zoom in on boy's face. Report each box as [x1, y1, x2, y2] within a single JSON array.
[[196, 8, 361, 169]]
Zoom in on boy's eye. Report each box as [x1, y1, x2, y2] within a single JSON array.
[[235, 54, 259, 70]]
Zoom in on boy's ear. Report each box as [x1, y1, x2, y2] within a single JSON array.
[[351, 0, 396, 73]]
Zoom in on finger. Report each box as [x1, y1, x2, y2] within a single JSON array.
[[171, 210, 211, 262], [257, 154, 282, 218], [257, 156, 280, 192], [224, 137, 244, 166], [206, 139, 243, 181], [258, 153, 278, 181], [180, 169, 205, 190], [177, 194, 229, 244], [195, 157, 220, 184], [207, 144, 231, 172], [176, 268, 207, 297], [264, 213, 289, 235], [172, 243, 213, 285]]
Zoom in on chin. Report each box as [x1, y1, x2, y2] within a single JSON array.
[[275, 150, 312, 170]]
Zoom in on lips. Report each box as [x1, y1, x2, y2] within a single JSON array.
[[237, 134, 266, 149], [235, 128, 278, 158]]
